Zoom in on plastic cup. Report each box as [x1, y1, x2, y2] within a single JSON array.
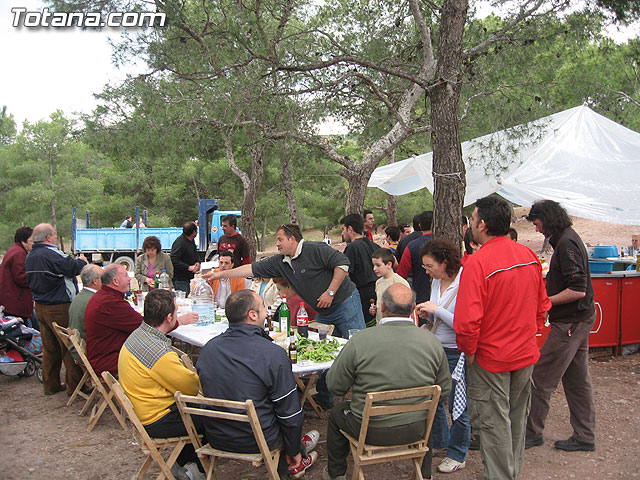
[[348, 329, 359, 339], [317, 324, 330, 340], [136, 293, 144, 306]]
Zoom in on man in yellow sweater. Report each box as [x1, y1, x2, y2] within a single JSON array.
[[118, 289, 204, 480]]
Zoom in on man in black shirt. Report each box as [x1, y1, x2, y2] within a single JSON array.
[[341, 214, 379, 327], [170, 221, 200, 294], [525, 200, 596, 452]]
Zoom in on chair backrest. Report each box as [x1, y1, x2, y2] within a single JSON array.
[[357, 385, 441, 455], [68, 329, 94, 375], [174, 393, 272, 460], [52, 322, 72, 350]]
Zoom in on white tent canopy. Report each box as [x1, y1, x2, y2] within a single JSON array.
[[368, 106, 640, 225]]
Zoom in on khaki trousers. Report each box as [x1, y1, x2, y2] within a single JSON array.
[[526, 313, 596, 443], [467, 362, 533, 480], [35, 302, 84, 394]]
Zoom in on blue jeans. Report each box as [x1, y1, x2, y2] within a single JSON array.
[[315, 289, 366, 405], [315, 289, 366, 339], [432, 347, 470, 462], [173, 280, 191, 296]]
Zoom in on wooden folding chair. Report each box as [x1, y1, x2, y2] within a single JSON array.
[[174, 392, 283, 480], [103, 371, 191, 480], [52, 322, 94, 411], [340, 385, 441, 480], [68, 329, 127, 432]]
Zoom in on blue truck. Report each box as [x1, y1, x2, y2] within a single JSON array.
[[71, 199, 241, 270]]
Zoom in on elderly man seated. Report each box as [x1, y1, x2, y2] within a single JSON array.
[[68, 264, 103, 362], [85, 264, 197, 376], [322, 284, 451, 480], [197, 289, 319, 479], [118, 289, 205, 480], [207, 250, 245, 308]]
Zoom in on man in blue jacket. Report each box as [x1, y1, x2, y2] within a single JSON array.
[[25, 223, 87, 396], [197, 289, 319, 479]]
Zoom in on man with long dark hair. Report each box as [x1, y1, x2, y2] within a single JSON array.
[[525, 200, 596, 452]]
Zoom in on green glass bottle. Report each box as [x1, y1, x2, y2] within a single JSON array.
[[280, 295, 291, 336]]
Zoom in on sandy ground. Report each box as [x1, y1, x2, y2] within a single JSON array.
[[1, 353, 639, 480]]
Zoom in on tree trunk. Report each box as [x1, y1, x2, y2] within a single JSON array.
[[345, 163, 379, 215], [261, 216, 267, 252], [385, 150, 398, 226], [224, 135, 264, 263], [48, 154, 57, 239], [430, 0, 468, 250], [280, 155, 298, 224]]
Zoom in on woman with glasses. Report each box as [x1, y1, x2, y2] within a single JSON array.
[[416, 238, 469, 474]]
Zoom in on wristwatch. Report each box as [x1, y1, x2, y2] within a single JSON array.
[[326, 289, 335, 297]]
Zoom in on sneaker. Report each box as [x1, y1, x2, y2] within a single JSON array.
[[437, 457, 466, 473], [553, 437, 595, 452], [302, 429, 320, 452], [183, 462, 205, 480], [170, 464, 189, 480], [289, 451, 318, 479], [321, 466, 346, 480], [525, 436, 544, 449]]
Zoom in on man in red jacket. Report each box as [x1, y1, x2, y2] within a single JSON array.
[[454, 196, 551, 480], [0, 226, 34, 327]]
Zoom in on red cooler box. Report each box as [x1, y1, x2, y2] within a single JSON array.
[[621, 274, 640, 345], [590, 277, 621, 348]]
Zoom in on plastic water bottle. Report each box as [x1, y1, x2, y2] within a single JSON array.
[[296, 302, 309, 338], [191, 279, 215, 325], [159, 270, 170, 289]]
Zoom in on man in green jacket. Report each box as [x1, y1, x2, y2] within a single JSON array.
[[68, 264, 103, 361], [323, 284, 451, 480]]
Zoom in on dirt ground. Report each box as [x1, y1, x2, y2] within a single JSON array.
[[2, 211, 639, 480], [2, 353, 639, 480]]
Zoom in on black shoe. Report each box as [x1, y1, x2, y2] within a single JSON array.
[[525, 436, 544, 449], [554, 437, 595, 452], [468, 434, 480, 450], [311, 393, 334, 410]]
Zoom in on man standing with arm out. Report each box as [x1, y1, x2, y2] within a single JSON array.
[[323, 284, 451, 480], [218, 214, 251, 267], [525, 200, 596, 452], [170, 221, 201, 294], [197, 290, 319, 479], [204, 224, 365, 339], [454, 196, 551, 480], [25, 223, 87, 396], [68, 264, 103, 361]]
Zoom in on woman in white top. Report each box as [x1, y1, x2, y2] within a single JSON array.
[[416, 238, 470, 474]]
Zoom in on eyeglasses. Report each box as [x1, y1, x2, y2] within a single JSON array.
[[422, 264, 435, 271]]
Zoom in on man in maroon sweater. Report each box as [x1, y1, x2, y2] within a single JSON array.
[[85, 264, 199, 377], [85, 264, 142, 376]]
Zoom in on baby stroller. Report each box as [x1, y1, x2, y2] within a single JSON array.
[[0, 317, 43, 382]]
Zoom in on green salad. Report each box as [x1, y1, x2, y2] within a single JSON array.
[[296, 335, 341, 363]]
